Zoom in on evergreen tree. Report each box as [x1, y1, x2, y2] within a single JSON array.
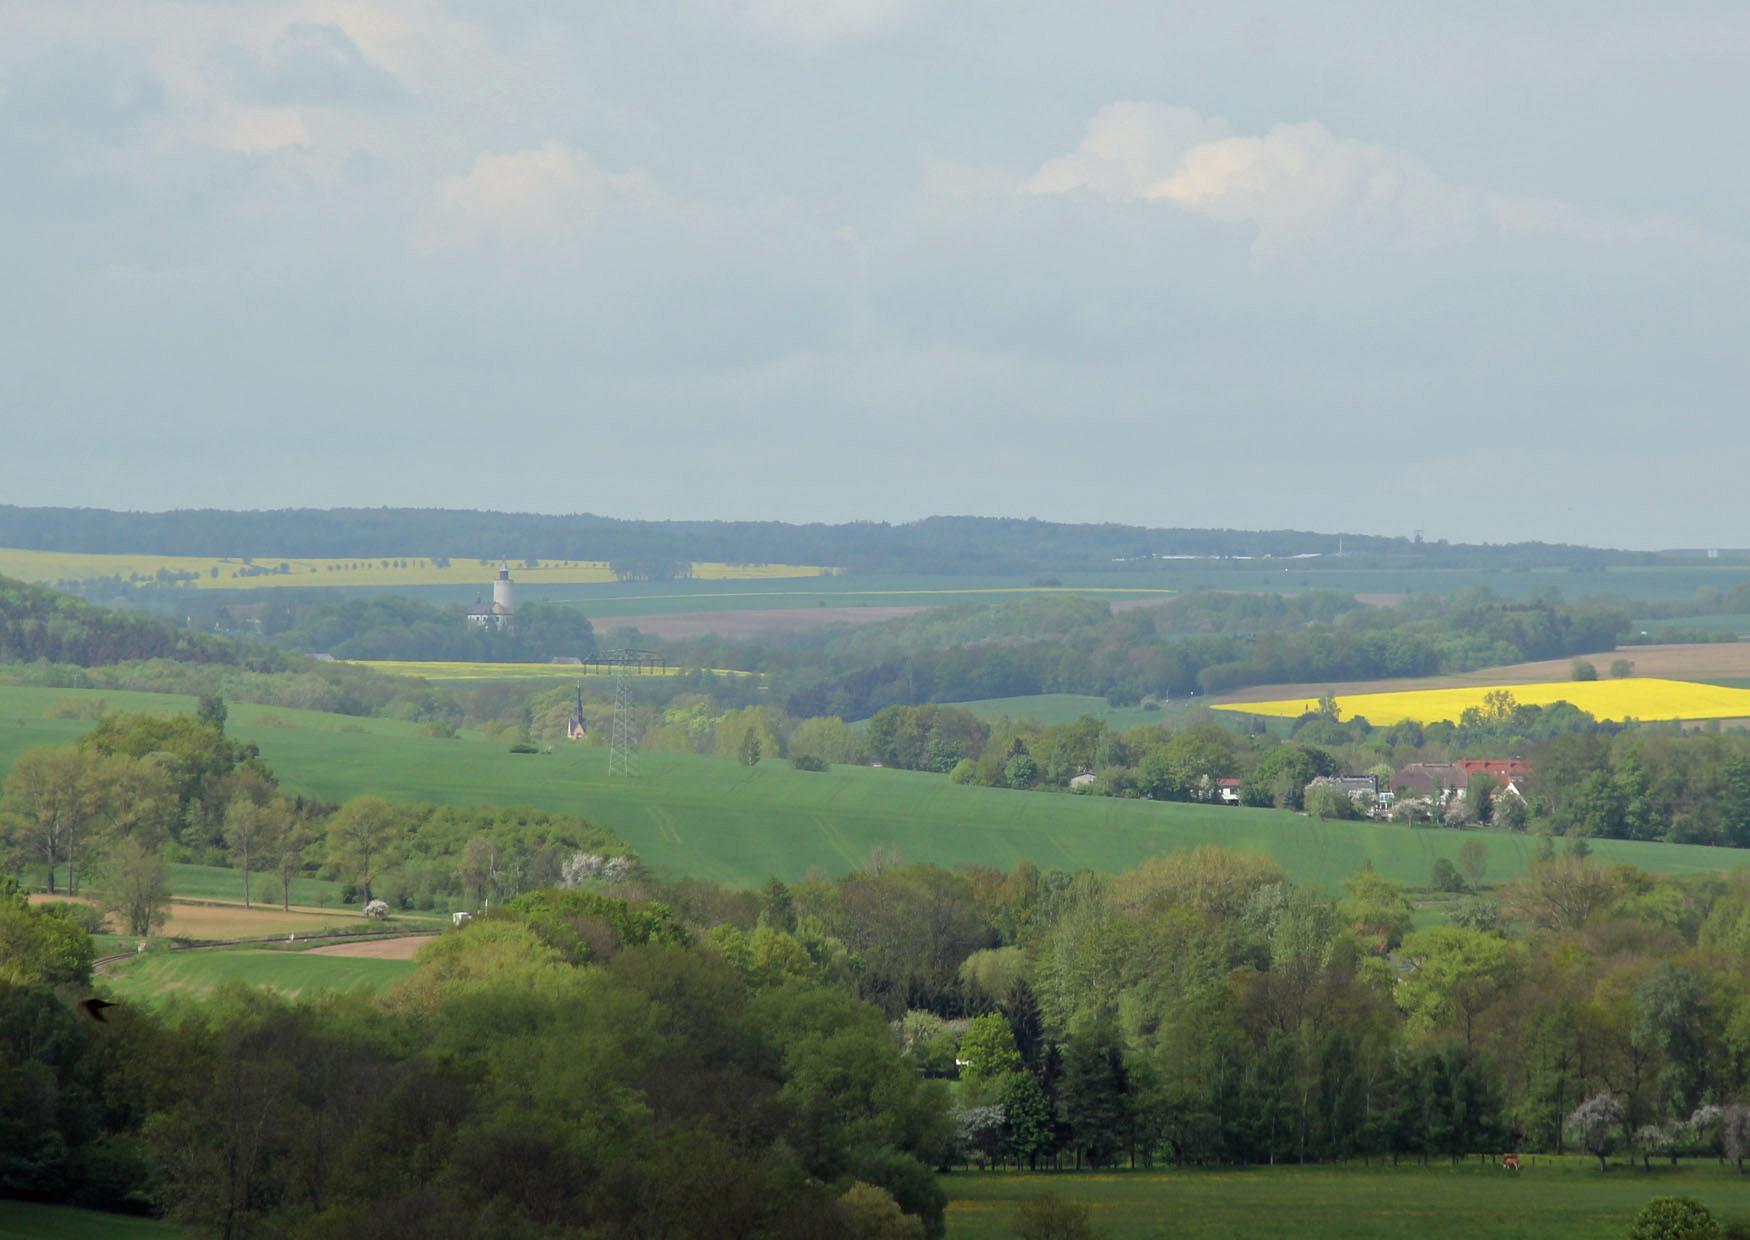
[[1060, 1024, 1130, 1168]]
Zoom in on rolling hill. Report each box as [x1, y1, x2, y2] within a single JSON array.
[[2, 684, 1747, 890]]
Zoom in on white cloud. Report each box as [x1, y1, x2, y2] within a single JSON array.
[[692, 0, 925, 49], [412, 140, 663, 253], [1022, 101, 1750, 264], [1027, 103, 1485, 259]]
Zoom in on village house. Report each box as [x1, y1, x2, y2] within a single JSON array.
[[1454, 758, 1532, 782], [1306, 774, 1391, 816], [1390, 762, 1467, 803]]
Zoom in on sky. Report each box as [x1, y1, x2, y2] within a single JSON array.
[[2, 1, 1748, 549]]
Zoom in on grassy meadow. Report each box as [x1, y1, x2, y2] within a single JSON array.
[[1216, 677, 1750, 726], [0, 1201, 181, 1238], [943, 1162, 1750, 1240], [2, 684, 1746, 891], [101, 944, 419, 1006]]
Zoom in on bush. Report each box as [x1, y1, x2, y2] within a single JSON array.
[[36, 901, 109, 935], [1611, 658, 1635, 678], [1431, 858, 1469, 893], [1629, 1196, 1721, 1240], [1015, 1192, 1098, 1240], [509, 742, 539, 754], [1572, 658, 1599, 682], [791, 753, 829, 772]]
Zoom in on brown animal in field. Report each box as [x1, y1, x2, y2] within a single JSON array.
[[1501, 1153, 1520, 1171]]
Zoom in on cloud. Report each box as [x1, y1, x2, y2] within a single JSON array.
[[1027, 103, 1486, 259], [412, 140, 665, 253], [0, 46, 164, 148], [692, 0, 924, 49], [1022, 101, 1747, 264], [231, 22, 406, 106]]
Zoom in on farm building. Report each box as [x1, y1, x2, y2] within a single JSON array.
[[1390, 763, 1466, 801]]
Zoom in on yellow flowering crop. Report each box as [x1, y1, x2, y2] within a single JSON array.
[[1213, 677, 1750, 725], [0, 547, 838, 590]]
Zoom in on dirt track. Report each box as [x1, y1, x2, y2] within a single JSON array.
[[303, 936, 429, 960]]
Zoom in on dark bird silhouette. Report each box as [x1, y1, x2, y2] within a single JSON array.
[[80, 998, 117, 1023]]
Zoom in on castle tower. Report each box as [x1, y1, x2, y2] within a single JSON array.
[[493, 560, 515, 617]]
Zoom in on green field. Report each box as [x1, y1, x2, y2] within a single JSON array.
[[5, 683, 1750, 890], [101, 945, 418, 1005], [944, 1163, 1750, 1240], [0, 1201, 180, 1238]]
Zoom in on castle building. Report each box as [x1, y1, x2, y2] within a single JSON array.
[[466, 560, 516, 631]]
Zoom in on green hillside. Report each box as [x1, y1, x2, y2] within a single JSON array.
[[944, 1163, 1750, 1240], [0, 1201, 181, 1239], [2, 684, 1745, 890], [102, 946, 417, 1006]]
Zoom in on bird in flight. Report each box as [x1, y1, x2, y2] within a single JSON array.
[[80, 998, 118, 1023]]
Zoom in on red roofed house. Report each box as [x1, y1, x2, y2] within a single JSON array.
[[1454, 759, 1531, 782]]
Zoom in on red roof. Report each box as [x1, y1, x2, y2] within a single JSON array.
[[1454, 759, 1531, 779]]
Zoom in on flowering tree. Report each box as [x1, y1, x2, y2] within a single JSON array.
[[363, 899, 390, 920], [955, 1104, 1006, 1169], [1566, 1093, 1625, 1171]]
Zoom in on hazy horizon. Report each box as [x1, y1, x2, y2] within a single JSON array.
[[6, 3, 1748, 548]]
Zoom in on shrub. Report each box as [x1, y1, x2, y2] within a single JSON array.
[[1431, 858, 1469, 893], [1014, 1192, 1098, 1240], [1629, 1196, 1721, 1240], [791, 753, 829, 772], [509, 742, 539, 754], [1572, 658, 1599, 682], [36, 900, 109, 935], [1611, 658, 1636, 679]]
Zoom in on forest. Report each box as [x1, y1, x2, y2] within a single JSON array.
[[14, 842, 1750, 1236], [669, 591, 1632, 715], [0, 506, 1666, 576]]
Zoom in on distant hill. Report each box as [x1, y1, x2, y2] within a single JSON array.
[[0, 505, 1678, 576], [0, 573, 291, 670]]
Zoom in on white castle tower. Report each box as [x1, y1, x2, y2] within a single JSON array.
[[466, 560, 517, 630]]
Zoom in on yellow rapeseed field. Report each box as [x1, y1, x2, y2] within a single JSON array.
[[0, 548, 838, 590], [1214, 677, 1750, 725], [342, 660, 755, 682]]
